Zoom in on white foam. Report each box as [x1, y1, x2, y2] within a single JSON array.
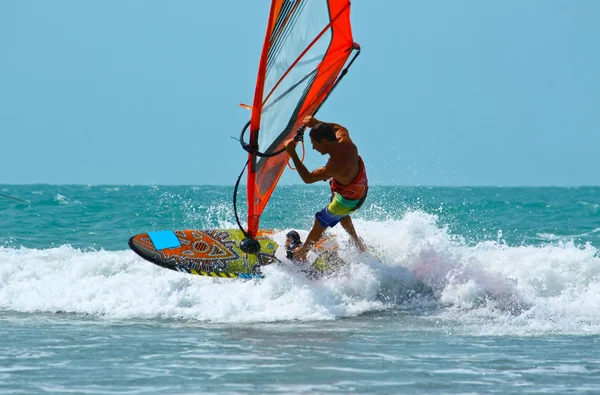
[[536, 227, 600, 242], [54, 194, 69, 205], [0, 244, 382, 323], [1, 210, 599, 335]]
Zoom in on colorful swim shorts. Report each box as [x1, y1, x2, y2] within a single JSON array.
[[315, 191, 368, 228]]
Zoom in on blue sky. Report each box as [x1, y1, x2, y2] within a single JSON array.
[[1, 1, 599, 186]]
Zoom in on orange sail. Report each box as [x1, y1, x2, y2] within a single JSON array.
[[245, 0, 360, 238]]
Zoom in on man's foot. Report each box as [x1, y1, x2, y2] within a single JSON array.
[[293, 246, 308, 262], [352, 237, 367, 252]]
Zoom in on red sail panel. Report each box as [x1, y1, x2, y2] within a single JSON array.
[[247, 0, 357, 237]]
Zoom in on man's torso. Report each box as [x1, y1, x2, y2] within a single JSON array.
[[327, 141, 361, 186]]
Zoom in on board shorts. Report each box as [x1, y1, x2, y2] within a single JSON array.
[[315, 190, 368, 228]]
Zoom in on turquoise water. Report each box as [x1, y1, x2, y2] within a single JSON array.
[[1, 185, 600, 393]]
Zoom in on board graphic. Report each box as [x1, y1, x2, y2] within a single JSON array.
[[129, 229, 279, 279]]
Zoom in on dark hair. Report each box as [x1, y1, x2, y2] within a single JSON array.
[[285, 230, 302, 259], [286, 230, 302, 246], [309, 123, 336, 142]]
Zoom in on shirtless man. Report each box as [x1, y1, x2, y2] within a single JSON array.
[[283, 115, 368, 261]]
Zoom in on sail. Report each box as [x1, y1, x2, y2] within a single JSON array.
[[246, 0, 359, 237]]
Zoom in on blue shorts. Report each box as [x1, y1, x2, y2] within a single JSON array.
[[315, 191, 367, 228]]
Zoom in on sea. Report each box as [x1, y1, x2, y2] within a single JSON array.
[[1, 184, 599, 394]]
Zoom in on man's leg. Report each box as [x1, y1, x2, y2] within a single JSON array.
[[294, 218, 326, 261], [340, 215, 366, 252]]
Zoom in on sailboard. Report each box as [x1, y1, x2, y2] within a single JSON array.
[[129, 0, 360, 278]]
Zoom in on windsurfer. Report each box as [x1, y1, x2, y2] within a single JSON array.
[[285, 230, 303, 259], [283, 115, 368, 262], [284, 230, 344, 275]]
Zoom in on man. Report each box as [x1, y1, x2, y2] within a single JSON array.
[[284, 230, 303, 260], [284, 230, 344, 276], [283, 115, 368, 262]]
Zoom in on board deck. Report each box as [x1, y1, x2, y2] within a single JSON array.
[[128, 229, 279, 279]]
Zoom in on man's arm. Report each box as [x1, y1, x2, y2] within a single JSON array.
[[331, 123, 351, 142], [284, 139, 332, 184], [304, 116, 351, 143]]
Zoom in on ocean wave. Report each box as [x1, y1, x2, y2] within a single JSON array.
[[1, 211, 599, 335]]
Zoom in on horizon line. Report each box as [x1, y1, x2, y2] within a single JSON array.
[[1, 183, 599, 188]]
